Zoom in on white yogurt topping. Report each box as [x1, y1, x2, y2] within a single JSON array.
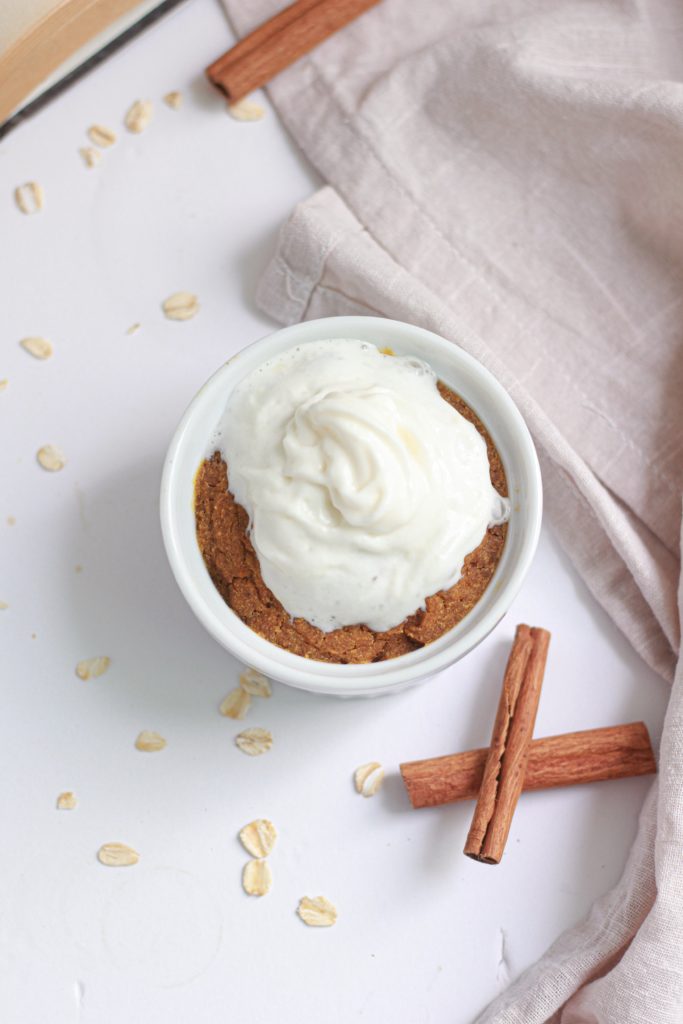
[[213, 340, 508, 633]]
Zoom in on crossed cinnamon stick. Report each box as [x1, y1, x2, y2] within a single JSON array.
[[400, 625, 657, 865]]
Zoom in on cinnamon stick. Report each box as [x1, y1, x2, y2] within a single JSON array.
[[464, 624, 550, 864], [206, 0, 381, 103], [208, 0, 320, 83], [400, 722, 656, 809]]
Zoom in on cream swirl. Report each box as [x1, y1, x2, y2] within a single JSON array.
[[283, 384, 422, 533], [214, 340, 508, 633]]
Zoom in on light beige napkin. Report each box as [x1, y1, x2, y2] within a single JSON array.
[[220, 1, 683, 1018]]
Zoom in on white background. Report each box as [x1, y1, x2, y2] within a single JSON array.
[[0, 1, 670, 1021]]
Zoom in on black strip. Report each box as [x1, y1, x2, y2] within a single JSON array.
[[0, 0, 192, 141]]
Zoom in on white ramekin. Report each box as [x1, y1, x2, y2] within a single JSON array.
[[160, 316, 542, 697]]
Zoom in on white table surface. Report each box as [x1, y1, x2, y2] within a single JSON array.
[[0, 2, 670, 1022]]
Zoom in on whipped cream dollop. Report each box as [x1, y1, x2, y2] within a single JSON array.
[[214, 340, 508, 633]]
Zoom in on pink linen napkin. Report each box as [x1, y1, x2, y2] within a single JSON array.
[[220, 1, 683, 1019]]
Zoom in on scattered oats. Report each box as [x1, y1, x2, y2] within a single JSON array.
[[87, 124, 117, 147], [135, 730, 167, 752], [219, 688, 251, 720], [0, 380, 7, 391], [354, 761, 385, 797], [239, 668, 272, 698], [74, 564, 83, 573], [239, 819, 277, 858], [37, 445, 66, 471], [31, 633, 37, 639], [125, 99, 153, 133], [7, 515, 15, 525], [126, 323, 141, 335], [97, 842, 139, 867], [235, 727, 273, 756], [297, 896, 338, 928], [56, 791, 77, 810], [242, 859, 273, 896], [14, 181, 44, 214], [76, 655, 110, 680], [79, 146, 101, 168], [164, 90, 183, 110], [162, 291, 199, 321], [0, 601, 8, 610], [20, 336, 52, 360], [228, 97, 265, 121]]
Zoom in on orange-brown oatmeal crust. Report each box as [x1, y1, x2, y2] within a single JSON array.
[[194, 381, 507, 664]]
